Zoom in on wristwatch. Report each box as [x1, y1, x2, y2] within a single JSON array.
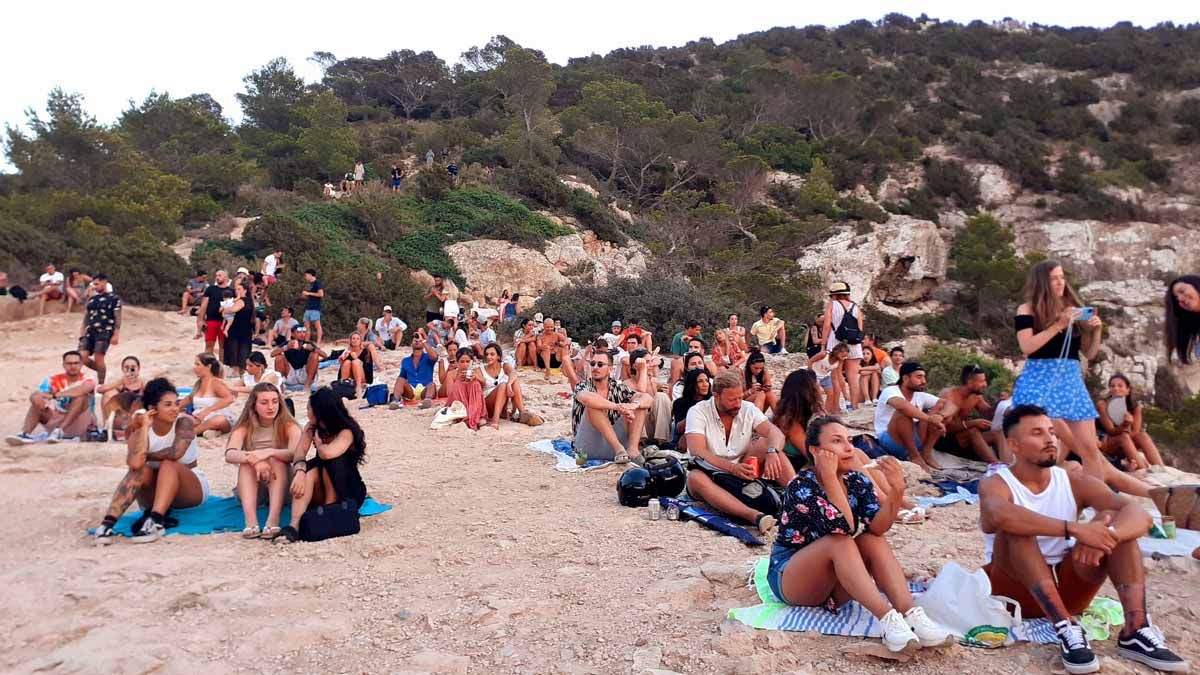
[[766, 447, 779, 454]]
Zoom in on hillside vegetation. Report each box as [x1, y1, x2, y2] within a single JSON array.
[[3, 16, 1200, 340]]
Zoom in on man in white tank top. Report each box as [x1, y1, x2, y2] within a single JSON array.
[[979, 404, 1187, 674]]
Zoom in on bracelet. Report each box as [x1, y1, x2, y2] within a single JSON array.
[[292, 460, 307, 472], [1063, 519, 1070, 538]]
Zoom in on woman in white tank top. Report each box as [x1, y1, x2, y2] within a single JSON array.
[[480, 343, 541, 427], [179, 353, 237, 437], [92, 378, 210, 545], [822, 283, 866, 409]]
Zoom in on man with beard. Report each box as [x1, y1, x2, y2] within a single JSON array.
[[562, 347, 651, 465], [980, 404, 1187, 674], [873, 362, 954, 471], [684, 370, 791, 534], [937, 364, 1004, 464]]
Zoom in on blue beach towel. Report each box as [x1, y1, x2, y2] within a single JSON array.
[[528, 439, 613, 472], [96, 496, 391, 537], [729, 558, 1058, 644]]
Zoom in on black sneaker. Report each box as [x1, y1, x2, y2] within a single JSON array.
[[1055, 620, 1099, 674], [1117, 621, 1190, 672], [93, 523, 118, 546], [129, 515, 164, 544]]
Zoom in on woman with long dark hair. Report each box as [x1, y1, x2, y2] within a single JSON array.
[[1098, 374, 1166, 471], [774, 369, 827, 471], [226, 383, 302, 539], [1165, 275, 1200, 364], [671, 368, 711, 451], [92, 378, 209, 544], [180, 353, 237, 437], [743, 349, 779, 413], [277, 388, 368, 543], [1012, 260, 1106, 478]]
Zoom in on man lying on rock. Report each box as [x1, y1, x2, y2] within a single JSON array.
[[980, 404, 1188, 674], [684, 370, 793, 534]]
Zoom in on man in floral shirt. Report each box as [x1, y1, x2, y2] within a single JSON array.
[[563, 346, 652, 464], [79, 273, 121, 384]]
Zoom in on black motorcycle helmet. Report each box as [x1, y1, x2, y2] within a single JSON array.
[[616, 466, 653, 507], [644, 455, 686, 498]]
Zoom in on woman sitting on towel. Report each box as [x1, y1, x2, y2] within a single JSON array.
[[180, 353, 237, 437], [441, 348, 488, 430], [92, 378, 211, 545], [277, 388, 367, 543], [768, 416, 948, 653], [225, 383, 302, 539]]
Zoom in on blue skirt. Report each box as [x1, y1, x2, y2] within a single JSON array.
[[1012, 358, 1097, 421]]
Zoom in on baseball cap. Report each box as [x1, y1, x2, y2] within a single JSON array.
[[899, 361, 924, 379], [534, 312, 544, 322], [828, 281, 851, 295], [383, 305, 393, 312], [612, 320, 622, 327], [236, 266, 250, 275]]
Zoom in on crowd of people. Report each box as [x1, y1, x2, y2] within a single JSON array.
[[2, 250, 1195, 671]]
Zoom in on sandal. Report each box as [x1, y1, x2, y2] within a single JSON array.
[[241, 526, 261, 539], [260, 526, 282, 540], [755, 513, 777, 534], [273, 526, 299, 544], [613, 451, 631, 465]]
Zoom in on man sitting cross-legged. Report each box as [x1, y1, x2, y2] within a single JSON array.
[[623, 349, 672, 447], [270, 325, 325, 392], [391, 334, 438, 408], [873, 361, 954, 471], [684, 369, 793, 534], [562, 347, 651, 465], [981, 404, 1188, 674], [7, 350, 97, 445], [937, 364, 1005, 464]]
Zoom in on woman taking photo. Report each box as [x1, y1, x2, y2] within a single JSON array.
[[442, 348, 488, 430], [768, 416, 948, 653], [223, 281, 254, 379], [671, 369, 711, 451], [1098, 373, 1166, 471], [773, 369, 827, 472], [1164, 274, 1200, 364], [276, 388, 368, 543], [743, 350, 779, 413], [93, 378, 210, 544], [98, 355, 145, 439], [1012, 260, 1106, 478], [336, 331, 377, 398], [181, 353, 238, 437], [226, 383, 302, 539]]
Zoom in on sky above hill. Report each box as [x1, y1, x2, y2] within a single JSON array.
[[3, 0, 1196, 148]]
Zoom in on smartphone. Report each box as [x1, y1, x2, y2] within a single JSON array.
[[1077, 307, 1096, 321]]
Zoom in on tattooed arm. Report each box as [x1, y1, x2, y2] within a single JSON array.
[[146, 416, 195, 462]]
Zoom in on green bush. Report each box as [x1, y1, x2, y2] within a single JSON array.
[[461, 146, 507, 168], [386, 232, 464, 286], [569, 190, 627, 244], [923, 158, 981, 208], [918, 344, 1015, 398], [1144, 398, 1200, 469], [948, 213, 1031, 341], [922, 312, 981, 341], [415, 167, 454, 200], [64, 218, 188, 307], [495, 163, 570, 208], [189, 239, 258, 278]]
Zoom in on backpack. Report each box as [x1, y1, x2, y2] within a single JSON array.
[[363, 383, 389, 406], [298, 499, 361, 542], [833, 301, 863, 345], [330, 378, 357, 400]]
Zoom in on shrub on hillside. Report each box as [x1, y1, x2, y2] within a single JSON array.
[[189, 239, 258, 278], [1143, 397, 1200, 470], [386, 232, 464, 286], [569, 191, 627, 244], [949, 213, 1031, 329], [923, 158, 981, 208], [528, 274, 730, 344], [496, 163, 571, 209], [918, 344, 1014, 398], [1175, 99, 1200, 144], [414, 167, 455, 200], [461, 146, 506, 168], [65, 218, 188, 307], [234, 184, 307, 216]]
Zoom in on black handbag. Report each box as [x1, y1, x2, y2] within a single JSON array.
[[298, 499, 361, 541], [330, 378, 357, 399]]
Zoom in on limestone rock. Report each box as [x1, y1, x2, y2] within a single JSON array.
[[768, 171, 806, 190], [559, 175, 599, 198], [968, 162, 1018, 205], [795, 216, 948, 306], [1088, 100, 1126, 126]]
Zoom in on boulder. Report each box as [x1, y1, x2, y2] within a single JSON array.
[[559, 175, 599, 198], [795, 216, 948, 306], [968, 162, 1018, 205]]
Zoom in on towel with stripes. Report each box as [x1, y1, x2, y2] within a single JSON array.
[[728, 558, 1057, 644]]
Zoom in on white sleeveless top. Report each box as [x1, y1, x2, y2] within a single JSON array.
[[147, 420, 199, 468], [480, 364, 509, 398], [983, 466, 1077, 565]]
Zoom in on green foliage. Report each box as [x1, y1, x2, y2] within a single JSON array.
[[414, 167, 455, 200], [1175, 99, 1200, 144], [923, 158, 980, 208], [461, 146, 506, 167], [295, 91, 360, 181], [61, 218, 189, 307], [1110, 98, 1160, 134], [949, 214, 1031, 343], [386, 232, 463, 285], [919, 344, 1015, 398], [736, 126, 815, 173], [1144, 397, 1200, 468], [568, 191, 627, 244]]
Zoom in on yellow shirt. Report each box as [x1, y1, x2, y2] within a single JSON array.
[[750, 318, 783, 345]]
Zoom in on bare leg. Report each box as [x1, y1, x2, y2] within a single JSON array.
[[916, 419, 945, 468], [887, 414, 933, 470], [777, 534, 892, 617], [22, 395, 51, 434], [149, 459, 204, 514], [856, 532, 916, 613], [485, 387, 507, 426], [960, 428, 1000, 464], [508, 379, 526, 415], [236, 463, 259, 529], [1131, 431, 1165, 467], [990, 531, 1071, 623], [288, 469, 322, 529], [844, 358, 862, 407], [103, 466, 152, 520], [313, 320, 323, 345], [265, 458, 287, 529], [304, 353, 320, 388]]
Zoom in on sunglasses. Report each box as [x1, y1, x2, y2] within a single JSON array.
[[588, 360, 610, 368]]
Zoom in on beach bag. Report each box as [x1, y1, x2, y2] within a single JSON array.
[[331, 378, 357, 400], [916, 562, 1022, 648], [363, 383, 389, 407], [430, 400, 469, 429], [833, 301, 863, 345], [298, 498, 361, 542]]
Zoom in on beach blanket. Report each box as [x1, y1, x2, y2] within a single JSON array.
[[528, 439, 613, 472], [663, 497, 764, 546], [729, 558, 1057, 644], [96, 496, 392, 537], [915, 486, 980, 509], [1139, 527, 1200, 558]]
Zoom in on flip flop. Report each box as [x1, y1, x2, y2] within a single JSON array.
[[241, 526, 261, 539], [613, 451, 631, 464], [260, 526, 282, 540]]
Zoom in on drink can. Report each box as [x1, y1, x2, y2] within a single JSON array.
[[1163, 516, 1177, 539], [647, 499, 662, 521], [745, 456, 761, 479], [666, 503, 681, 521]]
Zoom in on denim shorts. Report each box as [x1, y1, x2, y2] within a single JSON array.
[[818, 374, 833, 389], [766, 543, 797, 602], [876, 429, 921, 460], [762, 342, 782, 354], [303, 309, 322, 323]]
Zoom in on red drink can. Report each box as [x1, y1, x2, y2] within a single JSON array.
[[745, 456, 761, 478]]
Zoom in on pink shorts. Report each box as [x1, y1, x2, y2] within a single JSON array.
[[263, 275, 276, 286]]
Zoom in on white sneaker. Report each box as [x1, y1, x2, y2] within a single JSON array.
[[45, 428, 64, 444], [905, 606, 953, 647], [779, 347, 789, 354], [879, 608, 919, 653]]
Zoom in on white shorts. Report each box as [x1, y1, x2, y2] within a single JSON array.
[[192, 467, 211, 501], [284, 367, 307, 386], [826, 335, 864, 360]]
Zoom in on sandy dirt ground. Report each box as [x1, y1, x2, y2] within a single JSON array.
[[0, 306, 1197, 675]]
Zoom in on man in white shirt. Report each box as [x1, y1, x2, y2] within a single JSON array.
[[268, 307, 300, 347], [684, 370, 791, 533], [36, 263, 66, 316], [881, 346, 905, 387], [261, 249, 283, 285], [375, 305, 406, 350], [873, 362, 954, 471]]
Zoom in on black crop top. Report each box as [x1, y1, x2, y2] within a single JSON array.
[[1014, 314, 1081, 360]]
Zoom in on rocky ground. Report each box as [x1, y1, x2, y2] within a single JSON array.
[[0, 307, 1197, 675]]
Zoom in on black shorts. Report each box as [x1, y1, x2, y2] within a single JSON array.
[[79, 333, 112, 354], [537, 354, 562, 369], [686, 458, 783, 517], [425, 311, 442, 323]]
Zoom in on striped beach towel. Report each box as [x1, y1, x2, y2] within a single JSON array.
[[728, 558, 1057, 644]]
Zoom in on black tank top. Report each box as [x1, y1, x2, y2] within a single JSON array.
[[1014, 314, 1081, 360], [230, 301, 254, 339]]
